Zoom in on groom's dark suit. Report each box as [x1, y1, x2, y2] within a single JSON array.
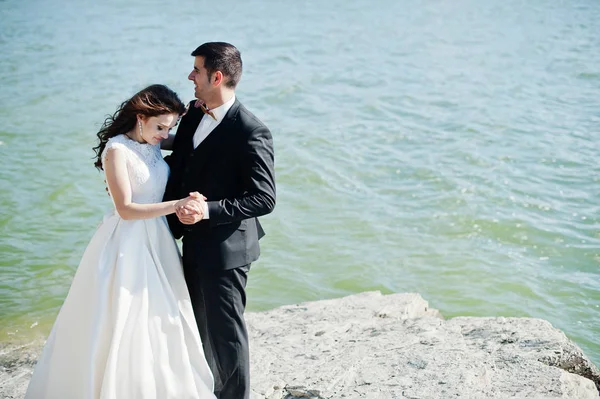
[[163, 98, 275, 399]]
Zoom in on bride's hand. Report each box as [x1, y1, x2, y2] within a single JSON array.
[[175, 197, 201, 214], [181, 192, 207, 214], [174, 193, 207, 224], [188, 192, 207, 201]]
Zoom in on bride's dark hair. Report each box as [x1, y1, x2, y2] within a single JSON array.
[[93, 84, 186, 170]]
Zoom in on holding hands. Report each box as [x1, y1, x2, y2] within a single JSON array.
[[175, 192, 207, 225], [105, 179, 206, 225]]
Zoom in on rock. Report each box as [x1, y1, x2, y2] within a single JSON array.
[[0, 341, 39, 399], [247, 291, 599, 398], [1, 291, 598, 399]]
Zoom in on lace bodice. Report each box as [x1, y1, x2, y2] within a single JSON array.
[[102, 134, 169, 205]]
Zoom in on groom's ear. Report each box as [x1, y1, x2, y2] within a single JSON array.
[[212, 71, 224, 86]]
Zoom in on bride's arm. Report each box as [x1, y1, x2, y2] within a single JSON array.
[[104, 147, 200, 220]]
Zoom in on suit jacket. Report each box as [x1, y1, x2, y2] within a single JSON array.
[[163, 98, 276, 270]]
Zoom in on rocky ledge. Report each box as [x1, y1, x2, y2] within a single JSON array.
[[2, 291, 599, 398]]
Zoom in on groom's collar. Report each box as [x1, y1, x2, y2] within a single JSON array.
[[208, 95, 236, 123]]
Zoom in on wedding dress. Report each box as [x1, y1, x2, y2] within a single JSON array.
[[25, 134, 215, 399]]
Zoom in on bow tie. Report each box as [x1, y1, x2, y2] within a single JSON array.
[[194, 100, 217, 121]]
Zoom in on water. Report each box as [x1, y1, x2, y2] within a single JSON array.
[[1, 0, 599, 366]]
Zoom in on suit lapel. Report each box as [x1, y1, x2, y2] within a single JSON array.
[[179, 103, 204, 153], [192, 99, 240, 172]]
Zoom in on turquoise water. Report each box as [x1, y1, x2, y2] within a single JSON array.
[[1, 0, 599, 366]]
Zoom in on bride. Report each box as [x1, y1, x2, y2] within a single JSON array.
[[25, 85, 216, 399]]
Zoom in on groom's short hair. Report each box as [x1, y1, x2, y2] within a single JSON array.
[[191, 42, 243, 89]]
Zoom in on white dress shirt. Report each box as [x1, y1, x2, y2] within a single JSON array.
[[193, 95, 236, 148], [192, 95, 236, 219]]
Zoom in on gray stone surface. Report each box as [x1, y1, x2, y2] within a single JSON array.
[[0, 341, 39, 399], [2, 291, 598, 399], [246, 292, 599, 399]]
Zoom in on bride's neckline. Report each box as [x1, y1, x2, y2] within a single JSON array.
[[122, 133, 149, 146]]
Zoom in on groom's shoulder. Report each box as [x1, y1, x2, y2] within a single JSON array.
[[235, 101, 268, 131], [180, 100, 200, 121]]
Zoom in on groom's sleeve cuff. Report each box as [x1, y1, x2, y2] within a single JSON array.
[[203, 201, 209, 219]]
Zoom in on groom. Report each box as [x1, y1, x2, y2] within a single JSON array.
[[163, 42, 276, 399]]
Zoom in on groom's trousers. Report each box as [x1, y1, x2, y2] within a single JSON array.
[[183, 262, 251, 399]]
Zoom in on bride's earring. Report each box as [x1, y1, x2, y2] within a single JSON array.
[[138, 121, 143, 141]]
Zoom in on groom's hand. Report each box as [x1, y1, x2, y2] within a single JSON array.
[[177, 210, 204, 224], [176, 192, 207, 225], [176, 201, 205, 224]]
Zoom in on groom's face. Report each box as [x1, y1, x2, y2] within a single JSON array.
[[188, 56, 212, 101]]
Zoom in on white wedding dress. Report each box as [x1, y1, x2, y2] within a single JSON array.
[[25, 135, 215, 399]]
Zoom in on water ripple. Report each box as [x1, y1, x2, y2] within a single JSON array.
[[1, 0, 599, 366]]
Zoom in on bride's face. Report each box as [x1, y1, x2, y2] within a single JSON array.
[[139, 113, 179, 145]]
